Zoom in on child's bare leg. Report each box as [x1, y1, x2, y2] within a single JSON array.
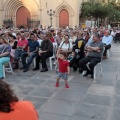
[[56, 78, 60, 83], [55, 78, 60, 87], [65, 80, 69, 88], [65, 80, 68, 85]]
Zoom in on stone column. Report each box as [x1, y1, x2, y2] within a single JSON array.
[[0, 0, 4, 27]]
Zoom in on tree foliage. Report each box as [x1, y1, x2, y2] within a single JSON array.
[[80, 1, 120, 22]]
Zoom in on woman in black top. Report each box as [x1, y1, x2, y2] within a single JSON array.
[[9, 34, 18, 62]]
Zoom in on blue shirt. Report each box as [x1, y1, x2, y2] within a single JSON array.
[[102, 35, 113, 45], [28, 41, 39, 52]]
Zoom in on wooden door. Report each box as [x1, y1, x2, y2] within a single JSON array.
[[16, 6, 31, 28], [59, 9, 69, 28]]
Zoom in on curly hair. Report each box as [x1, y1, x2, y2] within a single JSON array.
[[0, 81, 18, 113]]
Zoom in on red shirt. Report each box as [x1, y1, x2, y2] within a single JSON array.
[[58, 58, 69, 73], [50, 38, 55, 42], [17, 39, 28, 51]]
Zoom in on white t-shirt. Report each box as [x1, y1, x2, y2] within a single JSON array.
[[59, 41, 73, 51]]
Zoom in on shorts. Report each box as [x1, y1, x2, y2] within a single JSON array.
[[57, 72, 68, 80]]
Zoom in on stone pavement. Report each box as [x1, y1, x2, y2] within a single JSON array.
[[3, 43, 120, 120]]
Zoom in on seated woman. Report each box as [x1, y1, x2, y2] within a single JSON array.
[[0, 80, 39, 120], [0, 36, 11, 80], [9, 34, 18, 63], [54, 35, 73, 65], [58, 34, 73, 54]]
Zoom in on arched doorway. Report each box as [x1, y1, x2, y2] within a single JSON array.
[[59, 9, 69, 28], [16, 6, 31, 28]]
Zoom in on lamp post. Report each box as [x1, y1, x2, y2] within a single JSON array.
[[114, 15, 115, 27], [47, 9, 55, 27], [91, 16, 92, 27]]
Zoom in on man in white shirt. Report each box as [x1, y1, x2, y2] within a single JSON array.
[[102, 30, 113, 59]]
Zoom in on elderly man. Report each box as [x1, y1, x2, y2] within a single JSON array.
[[33, 32, 53, 72], [79, 33, 104, 79], [102, 30, 113, 59]]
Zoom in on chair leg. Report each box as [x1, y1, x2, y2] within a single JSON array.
[[9, 62, 13, 74], [49, 58, 52, 70], [107, 49, 110, 58], [3, 65, 5, 78], [94, 66, 96, 79], [33, 58, 36, 68], [100, 63, 102, 76]]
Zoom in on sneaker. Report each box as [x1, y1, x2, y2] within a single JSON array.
[[55, 82, 59, 87], [53, 63, 56, 66], [20, 67, 25, 70], [65, 84, 69, 88], [83, 72, 91, 77], [23, 69, 28, 72], [86, 63, 91, 71], [40, 68, 48, 72]]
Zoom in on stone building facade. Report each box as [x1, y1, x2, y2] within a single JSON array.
[[0, 0, 119, 28], [0, 0, 83, 28]]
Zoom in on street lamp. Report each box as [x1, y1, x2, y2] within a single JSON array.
[[91, 16, 92, 27], [47, 9, 55, 27], [114, 15, 116, 27]]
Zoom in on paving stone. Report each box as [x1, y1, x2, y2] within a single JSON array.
[[68, 83, 91, 90], [96, 73, 117, 80], [22, 78, 46, 86], [41, 99, 79, 116], [82, 94, 112, 106], [53, 89, 85, 102], [23, 96, 48, 110], [30, 87, 58, 98], [113, 95, 120, 108], [70, 76, 94, 84], [74, 103, 109, 120], [110, 107, 120, 120], [38, 111, 70, 120], [71, 116, 96, 120], [42, 80, 64, 88], [88, 84, 114, 96], [94, 79, 115, 86]]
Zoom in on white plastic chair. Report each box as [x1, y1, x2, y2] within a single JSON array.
[[49, 43, 58, 70], [93, 62, 102, 79], [107, 49, 111, 58], [3, 61, 13, 78], [82, 62, 102, 79]]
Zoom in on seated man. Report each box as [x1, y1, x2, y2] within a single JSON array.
[[13, 32, 28, 69], [21, 33, 39, 72], [102, 30, 113, 59], [79, 33, 104, 79], [33, 32, 53, 72]]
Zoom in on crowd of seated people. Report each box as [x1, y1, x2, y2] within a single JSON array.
[[0, 25, 120, 80]]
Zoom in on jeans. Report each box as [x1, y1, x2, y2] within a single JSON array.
[[0, 57, 10, 78], [21, 52, 38, 69], [14, 49, 26, 61], [35, 52, 53, 69], [79, 56, 101, 74]]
